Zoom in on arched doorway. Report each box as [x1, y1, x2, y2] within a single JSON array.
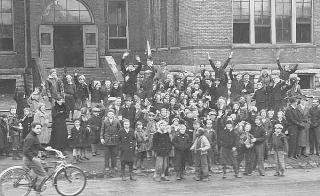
[[40, 0, 98, 68]]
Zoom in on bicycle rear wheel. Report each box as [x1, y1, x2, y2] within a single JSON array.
[[54, 165, 87, 196], [0, 166, 32, 196]]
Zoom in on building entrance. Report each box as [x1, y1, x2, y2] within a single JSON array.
[[53, 25, 83, 68]]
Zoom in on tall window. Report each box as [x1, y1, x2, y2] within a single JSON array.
[[173, 0, 179, 46], [276, 0, 292, 43], [0, 0, 13, 51], [255, 0, 271, 43], [296, 0, 312, 43], [233, 0, 250, 43], [108, 1, 128, 50], [160, 0, 167, 47]]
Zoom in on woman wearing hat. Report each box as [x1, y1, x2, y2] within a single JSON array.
[[33, 103, 50, 147], [50, 97, 68, 151]]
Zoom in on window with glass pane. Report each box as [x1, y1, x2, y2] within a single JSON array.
[[42, 0, 93, 24], [296, 0, 311, 43], [255, 0, 271, 43], [233, 0, 250, 43], [85, 33, 96, 45], [108, 1, 127, 50], [160, 0, 167, 47], [276, 0, 292, 43], [0, 0, 13, 51]]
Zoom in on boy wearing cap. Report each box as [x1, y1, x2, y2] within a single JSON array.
[[100, 109, 122, 175], [172, 124, 191, 180], [219, 120, 240, 179], [272, 123, 288, 176], [190, 128, 211, 181], [152, 120, 172, 182]]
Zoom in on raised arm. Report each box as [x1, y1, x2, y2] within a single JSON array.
[[221, 51, 233, 71], [276, 58, 283, 72], [289, 64, 299, 74], [120, 52, 130, 75]]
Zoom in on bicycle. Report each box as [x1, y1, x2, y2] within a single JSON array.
[[0, 149, 87, 196]]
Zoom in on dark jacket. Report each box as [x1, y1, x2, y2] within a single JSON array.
[[250, 125, 267, 145], [68, 126, 86, 148], [277, 59, 298, 81], [119, 128, 136, 162], [241, 81, 254, 95], [229, 69, 243, 100], [309, 106, 320, 129], [209, 57, 231, 82], [21, 116, 34, 140], [252, 88, 268, 111], [121, 105, 136, 127], [88, 115, 102, 144], [45, 77, 64, 100], [23, 131, 45, 160], [271, 132, 288, 152], [219, 128, 238, 149], [120, 59, 142, 95], [152, 130, 172, 157], [172, 133, 191, 152], [100, 118, 121, 146], [285, 106, 304, 133]]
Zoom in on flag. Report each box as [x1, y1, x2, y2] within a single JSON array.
[[147, 40, 151, 58]]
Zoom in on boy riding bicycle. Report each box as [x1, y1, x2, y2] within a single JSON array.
[[23, 122, 62, 195]]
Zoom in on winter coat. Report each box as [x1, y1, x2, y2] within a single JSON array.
[[250, 125, 267, 145], [88, 115, 102, 144], [121, 105, 136, 127], [135, 129, 148, 152], [297, 104, 310, 147], [172, 133, 191, 152], [219, 128, 238, 150], [68, 126, 86, 148], [252, 88, 268, 111], [271, 132, 288, 152], [119, 128, 136, 162], [100, 119, 121, 146], [309, 106, 320, 129], [152, 130, 172, 157], [45, 76, 64, 100], [209, 57, 231, 82]]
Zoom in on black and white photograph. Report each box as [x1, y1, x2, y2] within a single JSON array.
[[0, 0, 320, 195]]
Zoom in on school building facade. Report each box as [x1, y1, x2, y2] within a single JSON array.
[[0, 0, 319, 95]]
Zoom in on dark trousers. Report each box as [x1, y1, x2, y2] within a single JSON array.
[[237, 146, 254, 174], [194, 152, 209, 179], [174, 150, 187, 174], [253, 143, 265, 175], [288, 129, 299, 157], [104, 145, 118, 169], [310, 127, 320, 154]]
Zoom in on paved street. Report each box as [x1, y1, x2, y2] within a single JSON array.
[[21, 168, 320, 196]]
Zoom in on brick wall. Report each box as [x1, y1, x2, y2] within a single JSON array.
[[149, 0, 320, 76], [0, 0, 25, 69]]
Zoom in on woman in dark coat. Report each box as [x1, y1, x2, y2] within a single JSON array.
[[118, 119, 136, 180], [120, 52, 142, 98], [63, 75, 76, 120], [50, 98, 68, 151]]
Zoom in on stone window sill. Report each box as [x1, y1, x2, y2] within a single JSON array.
[[232, 43, 316, 49]]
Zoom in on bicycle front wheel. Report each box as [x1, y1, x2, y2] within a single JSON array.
[[54, 165, 87, 196], [0, 166, 32, 196]]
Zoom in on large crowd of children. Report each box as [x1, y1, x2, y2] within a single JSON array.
[[1, 50, 320, 182]]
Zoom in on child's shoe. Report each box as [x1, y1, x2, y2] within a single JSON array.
[[234, 174, 242, 178], [161, 176, 170, 181], [193, 176, 201, 181], [222, 174, 227, 179], [274, 172, 280, 176]]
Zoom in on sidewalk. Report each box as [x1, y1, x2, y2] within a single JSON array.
[[1, 151, 320, 179]]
